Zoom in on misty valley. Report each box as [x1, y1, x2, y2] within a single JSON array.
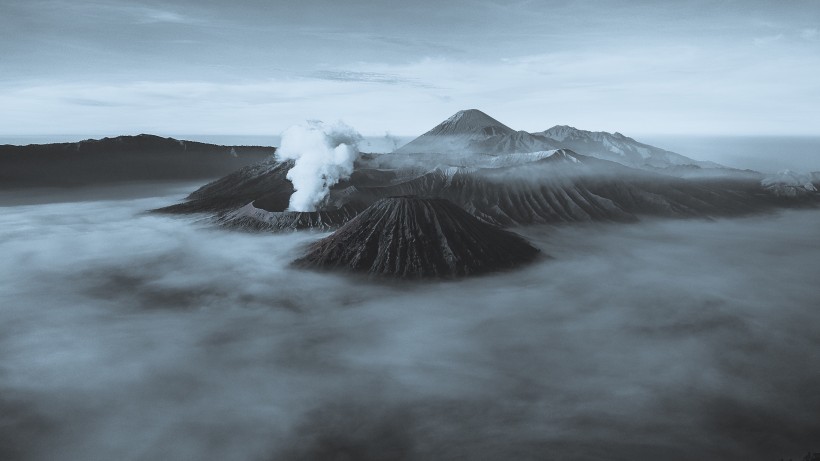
[[2, 109, 820, 460]]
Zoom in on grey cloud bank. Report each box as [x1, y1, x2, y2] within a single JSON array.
[[1, 185, 819, 460]]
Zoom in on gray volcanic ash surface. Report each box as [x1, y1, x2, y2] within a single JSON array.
[[155, 157, 295, 213], [294, 196, 540, 278]]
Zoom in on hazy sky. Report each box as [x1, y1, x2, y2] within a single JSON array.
[[1, 0, 819, 136]]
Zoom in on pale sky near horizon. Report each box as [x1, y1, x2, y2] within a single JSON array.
[[1, 0, 819, 137]]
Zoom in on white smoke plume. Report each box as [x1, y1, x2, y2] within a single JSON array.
[[276, 120, 362, 212], [384, 130, 401, 151]]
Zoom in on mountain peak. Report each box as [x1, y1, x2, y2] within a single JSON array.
[[446, 108, 493, 122], [426, 109, 515, 137], [293, 196, 540, 278], [540, 125, 583, 141], [393, 109, 525, 154], [539, 125, 635, 143], [394, 113, 713, 169], [395, 109, 524, 154]]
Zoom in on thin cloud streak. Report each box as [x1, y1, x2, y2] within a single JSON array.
[[1, 1, 818, 135], [801, 28, 818, 40], [309, 70, 436, 88], [13, 0, 201, 25], [2, 42, 818, 136]]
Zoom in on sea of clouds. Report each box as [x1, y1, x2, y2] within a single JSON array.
[[1, 184, 818, 461]]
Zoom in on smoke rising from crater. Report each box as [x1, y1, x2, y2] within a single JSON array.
[[276, 120, 361, 211]]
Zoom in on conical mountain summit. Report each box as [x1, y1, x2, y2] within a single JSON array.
[[293, 196, 540, 278]]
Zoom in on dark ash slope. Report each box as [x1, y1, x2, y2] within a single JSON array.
[[216, 204, 359, 232], [156, 149, 818, 233], [157, 158, 294, 213], [294, 197, 540, 278]]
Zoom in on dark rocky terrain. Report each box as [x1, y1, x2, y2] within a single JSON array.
[[159, 157, 294, 213], [0, 134, 275, 188], [217, 203, 358, 232], [153, 110, 819, 248], [293, 196, 540, 278], [157, 148, 815, 231]]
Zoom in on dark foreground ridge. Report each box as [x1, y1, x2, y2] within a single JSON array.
[[294, 196, 540, 278], [0, 134, 275, 188]]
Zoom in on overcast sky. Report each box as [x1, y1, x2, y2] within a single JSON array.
[[1, 0, 819, 136]]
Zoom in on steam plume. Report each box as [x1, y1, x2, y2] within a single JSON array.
[[276, 121, 361, 211], [384, 131, 401, 151]]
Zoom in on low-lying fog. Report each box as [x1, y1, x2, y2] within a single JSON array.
[[1, 184, 818, 461]]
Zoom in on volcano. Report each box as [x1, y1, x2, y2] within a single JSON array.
[[217, 203, 358, 231], [293, 196, 540, 278], [392, 110, 730, 171], [407, 109, 515, 139], [156, 109, 820, 235], [393, 109, 559, 155]]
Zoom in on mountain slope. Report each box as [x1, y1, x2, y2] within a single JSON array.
[[418, 109, 515, 137], [534, 125, 722, 169], [0, 134, 275, 188], [762, 170, 819, 197], [393, 110, 722, 171], [153, 109, 818, 231], [158, 158, 294, 213], [172, 147, 811, 233], [216, 203, 358, 231], [293, 196, 540, 278], [157, 139, 819, 233], [394, 109, 560, 155], [339, 158, 770, 227]]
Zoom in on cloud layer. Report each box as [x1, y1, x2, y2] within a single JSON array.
[[1, 186, 819, 460]]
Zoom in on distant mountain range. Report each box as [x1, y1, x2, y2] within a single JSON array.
[[533, 125, 724, 169], [0, 134, 275, 188], [147, 109, 820, 277], [0, 111, 762, 190], [158, 141, 819, 233], [395, 109, 562, 156], [395, 109, 725, 171], [4, 112, 817, 217]]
